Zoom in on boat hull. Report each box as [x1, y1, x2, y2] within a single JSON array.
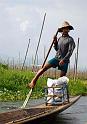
[[0, 95, 81, 124]]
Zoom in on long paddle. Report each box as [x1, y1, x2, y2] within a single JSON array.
[[42, 28, 59, 68], [21, 28, 59, 109], [20, 88, 33, 108]]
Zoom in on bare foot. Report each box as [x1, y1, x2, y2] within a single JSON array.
[[27, 82, 35, 89]]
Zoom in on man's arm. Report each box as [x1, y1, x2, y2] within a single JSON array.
[[53, 35, 58, 51]]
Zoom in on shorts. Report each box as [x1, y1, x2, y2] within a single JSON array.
[[48, 57, 68, 73]]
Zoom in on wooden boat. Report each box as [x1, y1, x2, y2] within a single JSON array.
[[0, 95, 80, 124]]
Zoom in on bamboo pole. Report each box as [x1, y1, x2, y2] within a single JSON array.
[[34, 13, 46, 65], [76, 38, 80, 79], [74, 38, 80, 81], [22, 39, 30, 70], [74, 56, 76, 80], [18, 52, 21, 69]]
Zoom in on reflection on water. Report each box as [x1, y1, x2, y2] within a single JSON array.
[[0, 97, 87, 124]]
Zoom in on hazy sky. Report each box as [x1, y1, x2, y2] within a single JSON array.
[[0, 0, 87, 69]]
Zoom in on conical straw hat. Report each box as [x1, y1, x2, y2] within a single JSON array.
[[58, 21, 74, 32]]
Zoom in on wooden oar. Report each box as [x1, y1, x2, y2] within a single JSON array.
[[21, 27, 59, 109], [20, 88, 33, 108], [42, 28, 59, 68]]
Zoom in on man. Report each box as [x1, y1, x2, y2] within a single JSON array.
[[28, 21, 75, 88]]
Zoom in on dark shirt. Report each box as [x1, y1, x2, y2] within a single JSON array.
[[54, 35, 75, 63]]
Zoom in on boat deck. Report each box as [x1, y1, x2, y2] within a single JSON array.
[[0, 96, 80, 124]]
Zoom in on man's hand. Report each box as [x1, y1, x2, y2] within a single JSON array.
[[59, 60, 64, 66]]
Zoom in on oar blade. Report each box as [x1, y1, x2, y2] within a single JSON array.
[[20, 88, 33, 109]]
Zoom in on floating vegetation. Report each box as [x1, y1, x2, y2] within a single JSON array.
[[0, 63, 87, 101]]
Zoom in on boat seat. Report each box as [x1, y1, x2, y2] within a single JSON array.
[[44, 83, 69, 106]]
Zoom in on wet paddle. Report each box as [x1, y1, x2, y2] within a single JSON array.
[[21, 26, 59, 109], [20, 88, 33, 108]]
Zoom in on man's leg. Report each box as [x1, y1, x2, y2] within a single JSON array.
[[60, 62, 68, 77], [60, 71, 66, 77], [28, 63, 53, 88]]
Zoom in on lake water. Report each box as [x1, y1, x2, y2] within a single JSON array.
[[53, 96, 87, 124], [0, 96, 87, 124]]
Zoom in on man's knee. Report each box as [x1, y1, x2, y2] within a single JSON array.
[[43, 63, 52, 71]]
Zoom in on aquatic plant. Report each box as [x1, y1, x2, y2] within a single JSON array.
[[0, 63, 87, 101]]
